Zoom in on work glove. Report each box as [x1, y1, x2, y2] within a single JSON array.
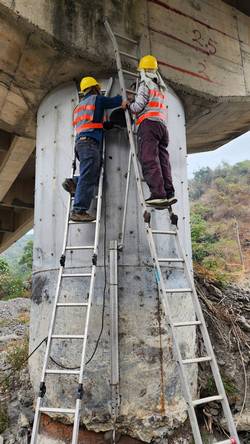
[[103, 121, 115, 130]]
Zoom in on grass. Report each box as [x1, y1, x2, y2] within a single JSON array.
[[6, 336, 29, 372], [204, 375, 237, 398], [0, 403, 8, 433]]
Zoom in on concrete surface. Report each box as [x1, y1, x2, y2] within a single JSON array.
[[0, 0, 250, 251], [29, 80, 196, 442]]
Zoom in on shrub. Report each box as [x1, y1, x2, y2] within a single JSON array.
[[6, 336, 29, 373], [0, 403, 8, 433]]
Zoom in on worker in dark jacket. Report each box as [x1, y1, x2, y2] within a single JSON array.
[[128, 55, 177, 208], [63, 76, 127, 222]]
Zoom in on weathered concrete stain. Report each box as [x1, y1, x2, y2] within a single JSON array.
[[40, 414, 144, 443], [156, 295, 166, 415], [32, 274, 49, 305]]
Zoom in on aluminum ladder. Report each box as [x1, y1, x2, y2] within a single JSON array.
[[30, 78, 113, 444], [104, 19, 239, 444]]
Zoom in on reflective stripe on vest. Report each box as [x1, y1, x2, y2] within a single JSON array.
[[136, 88, 167, 126], [72, 95, 103, 134]]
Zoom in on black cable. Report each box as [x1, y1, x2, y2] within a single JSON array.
[[48, 142, 108, 370], [85, 155, 107, 366]]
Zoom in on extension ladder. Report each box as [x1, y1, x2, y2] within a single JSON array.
[[104, 19, 239, 444], [30, 78, 113, 444]]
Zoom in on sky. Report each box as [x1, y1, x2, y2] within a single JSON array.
[[187, 131, 250, 178]]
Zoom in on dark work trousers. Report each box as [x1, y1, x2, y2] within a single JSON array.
[[137, 119, 175, 198], [73, 138, 101, 213]]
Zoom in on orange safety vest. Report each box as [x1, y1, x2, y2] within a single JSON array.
[[72, 94, 103, 134], [136, 88, 168, 126]]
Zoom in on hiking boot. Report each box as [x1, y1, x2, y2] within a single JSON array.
[[153, 196, 178, 209], [145, 196, 169, 206], [62, 178, 76, 195], [166, 196, 178, 206], [70, 212, 96, 223]]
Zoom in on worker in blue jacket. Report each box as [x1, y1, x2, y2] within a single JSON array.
[[62, 76, 128, 222]]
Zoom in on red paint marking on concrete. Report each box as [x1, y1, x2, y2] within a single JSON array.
[[149, 26, 211, 56], [149, 0, 235, 40], [158, 59, 219, 84]]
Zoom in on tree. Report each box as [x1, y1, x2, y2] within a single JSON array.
[[0, 257, 24, 300], [0, 257, 9, 274], [18, 240, 33, 274]]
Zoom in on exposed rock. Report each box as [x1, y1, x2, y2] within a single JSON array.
[[195, 278, 250, 443], [0, 298, 33, 443], [1, 283, 250, 443]]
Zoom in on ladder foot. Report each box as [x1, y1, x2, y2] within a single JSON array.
[[170, 212, 178, 226], [143, 210, 151, 224], [39, 381, 46, 398]]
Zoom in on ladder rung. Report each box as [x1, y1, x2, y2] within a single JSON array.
[[56, 302, 88, 307], [158, 258, 184, 263], [65, 246, 94, 250], [173, 321, 201, 327], [151, 230, 176, 235], [182, 357, 212, 364], [120, 50, 138, 60], [51, 334, 84, 339], [122, 69, 139, 78], [192, 395, 223, 407], [114, 32, 137, 44], [61, 273, 92, 278], [126, 88, 137, 95], [39, 407, 75, 414], [165, 288, 192, 293], [45, 369, 80, 375]]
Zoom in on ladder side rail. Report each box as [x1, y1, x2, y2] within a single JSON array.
[[104, 19, 237, 444], [174, 232, 240, 443], [144, 229, 204, 444], [120, 78, 139, 249], [72, 263, 96, 442], [110, 240, 120, 418], [105, 20, 203, 444], [31, 133, 76, 443], [119, 149, 132, 248], [104, 20, 148, 212], [40, 109, 77, 380], [93, 77, 113, 257], [72, 78, 113, 444]]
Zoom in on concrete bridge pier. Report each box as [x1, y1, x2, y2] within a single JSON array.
[[30, 79, 196, 443]]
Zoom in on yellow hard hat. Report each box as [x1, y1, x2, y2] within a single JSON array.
[[138, 55, 158, 71], [80, 76, 100, 92]]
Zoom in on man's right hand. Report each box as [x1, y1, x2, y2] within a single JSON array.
[[121, 100, 129, 110]]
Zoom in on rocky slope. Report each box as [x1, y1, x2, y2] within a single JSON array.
[[0, 298, 33, 443], [0, 282, 249, 443], [195, 278, 250, 443]]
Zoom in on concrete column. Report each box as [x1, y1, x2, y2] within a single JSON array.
[[30, 79, 196, 442]]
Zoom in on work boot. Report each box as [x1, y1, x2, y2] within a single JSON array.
[[165, 192, 178, 206], [145, 196, 169, 206], [70, 211, 96, 223], [166, 196, 178, 206], [62, 178, 76, 195]]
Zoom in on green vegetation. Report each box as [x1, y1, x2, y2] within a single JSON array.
[[204, 374, 237, 398], [0, 238, 33, 300], [0, 403, 8, 433], [18, 240, 33, 275], [0, 337, 29, 391], [6, 336, 29, 373], [190, 160, 250, 284]]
